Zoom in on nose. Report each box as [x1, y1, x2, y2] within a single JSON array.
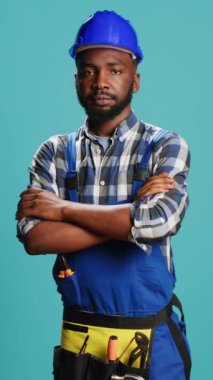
[[92, 70, 109, 90]]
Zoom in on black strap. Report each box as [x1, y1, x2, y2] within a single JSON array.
[[63, 302, 173, 330], [167, 318, 192, 380], [171, 293, 185, 322], [63, 322, 88, 333]]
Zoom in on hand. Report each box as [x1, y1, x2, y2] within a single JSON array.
[[135, 172, 176, 199], [16, 188, 70, 221]]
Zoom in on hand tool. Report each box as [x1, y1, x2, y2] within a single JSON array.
[[58, 255, 75, 278], [111, 374, 145, 380], [107, 335, 118, 362], [127, 332, 149, 368], [79, 335, 89, 354]]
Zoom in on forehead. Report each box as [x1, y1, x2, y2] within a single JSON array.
[[76, 47, 135, 68]]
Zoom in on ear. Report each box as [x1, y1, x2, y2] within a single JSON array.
[[74, 73, 78, 89], [132, 72, 140, 93]]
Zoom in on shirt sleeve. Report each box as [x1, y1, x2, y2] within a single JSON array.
[[129, 132, 190, 248], [17, 136, 60, 242]]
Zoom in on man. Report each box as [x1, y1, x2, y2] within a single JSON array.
[[16, 10, 191, 380]]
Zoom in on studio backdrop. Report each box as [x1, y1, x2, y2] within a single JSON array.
[[1, 1, 212, 379]]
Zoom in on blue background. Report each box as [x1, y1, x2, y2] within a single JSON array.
[[1, 1, 212, 379]]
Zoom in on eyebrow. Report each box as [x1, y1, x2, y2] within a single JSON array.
[[77, 61, 127, 69], [107, 61, 126, 66]]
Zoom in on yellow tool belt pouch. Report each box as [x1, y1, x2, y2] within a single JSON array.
[[53, 305, 172, 380], [61, 321, 151, 367]]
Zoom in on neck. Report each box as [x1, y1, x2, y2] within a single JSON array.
[[88, 107, 132, 137]]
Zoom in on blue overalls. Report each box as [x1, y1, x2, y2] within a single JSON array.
[[52, 131, 191, 380]]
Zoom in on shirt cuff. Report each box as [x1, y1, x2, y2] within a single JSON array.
[[17, 217, 41, 242], [129, 200, 152, 254]]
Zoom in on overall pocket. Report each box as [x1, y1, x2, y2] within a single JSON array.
[[57, 274, 82, 306]]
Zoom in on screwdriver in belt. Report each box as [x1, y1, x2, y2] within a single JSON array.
[[107, 335, 118, 362], [58, 255, 75, 278]]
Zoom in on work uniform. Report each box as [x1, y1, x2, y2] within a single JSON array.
[[18, 112, 191, 379]]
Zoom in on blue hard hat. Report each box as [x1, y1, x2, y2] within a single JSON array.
[[69, 10, 143, 63]]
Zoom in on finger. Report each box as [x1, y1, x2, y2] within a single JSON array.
[[16, 200, 36, 219], [17, 193, 40, 212], [20, 194, 39, 203], [16, 202, 35, 219], [20, 188, 43, 197], [142, 178, 175, 187], [136, 189, 165, 199], [153, 173, 176, 183], [16, 207, 37, 220], [146, 173, 175, 182], [136, 184, 175, 198], [137, 183, 174, 196], [20, 200, 37, 209], [137, 179, 175, 194]]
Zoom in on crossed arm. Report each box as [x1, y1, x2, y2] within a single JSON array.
[[16, 173, 175, 254]]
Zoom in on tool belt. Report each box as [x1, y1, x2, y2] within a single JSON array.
[[53, 295, 191, 380]]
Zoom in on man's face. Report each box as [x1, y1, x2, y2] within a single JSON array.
[[75, 48, 140, 124]]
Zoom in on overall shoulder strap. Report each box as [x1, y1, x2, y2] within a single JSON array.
[[65, 131, 79, 202], [67, 131, 77, 171], [131, 129, 168, 197], [142, 129, 168, 166]]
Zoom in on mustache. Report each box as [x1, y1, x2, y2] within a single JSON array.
[[89, 91, 118, 101]]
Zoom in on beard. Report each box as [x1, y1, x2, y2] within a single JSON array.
[[77, 81, 134, 124]]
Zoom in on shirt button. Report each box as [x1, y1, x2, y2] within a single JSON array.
[[96, 148, 101, 154], [100, 180, 105, 186]]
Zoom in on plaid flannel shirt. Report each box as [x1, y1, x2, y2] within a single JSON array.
[[17, 112, 190, 271]]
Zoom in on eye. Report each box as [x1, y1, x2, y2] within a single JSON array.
[[111, 69, 121, 75], [85, 69, 95, 76], [78, 69, 95, 77]]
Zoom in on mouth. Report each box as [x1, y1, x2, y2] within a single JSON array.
[[90, 94, 115, 107]]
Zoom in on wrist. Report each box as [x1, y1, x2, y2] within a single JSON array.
[[61, 202, 73, 222]]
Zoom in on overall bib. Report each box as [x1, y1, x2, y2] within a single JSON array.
[[52, 131, 191, 380]]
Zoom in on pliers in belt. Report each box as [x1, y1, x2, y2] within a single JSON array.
[[127, 332, 149, 368]]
